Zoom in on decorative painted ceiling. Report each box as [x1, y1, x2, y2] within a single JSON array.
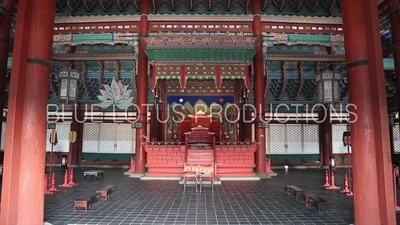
[[55, 0, 342, 17]]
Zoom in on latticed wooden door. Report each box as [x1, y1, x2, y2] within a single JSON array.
[[332, 124, 348, 154], [45, 123, 71, 153]]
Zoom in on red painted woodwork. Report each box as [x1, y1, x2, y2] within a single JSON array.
[[244, 109, 252, 141], [153, 65, 249, 91], [252, 1, 267, 174], [144, 142, 257, 177], [320, 111, 332, 167], [185, 126, 214, 144], [342, 0, 396, 224], [54, 21, 341, 36], [186, 149, 214, 166], [364, 0, 396, 223], [0, 0, 56, 224], [70, 107, 83, 165], [179, 119, 221, 142], [214, 143, 257, 177], [262, 22, 343, 35], [148, 21, 252, 33], [135, 0, 150, 174], [145, 144, 186, 177], [53, 22, 140, 34]]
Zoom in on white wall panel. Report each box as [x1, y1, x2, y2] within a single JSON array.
[[46, 123, 70, 152], [82, 124, 100, 153], [332, 124, 347, 154]]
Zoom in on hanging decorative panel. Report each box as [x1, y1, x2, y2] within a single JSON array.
[[82, 124, 100, 153], [1, 121, 5, 151], [99, 123, 116, 153], [268, 125, 286, 154], [332, 124, 347, 154], [394, 125, 400, 153], [303, 125, 319, 154], [115, 124, 134, 153], [286, 125, 303, 154], [45, 123, 70, 152]]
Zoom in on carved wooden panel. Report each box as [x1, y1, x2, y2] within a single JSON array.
[[393, 124, 400, 153], [99, 124, 115, 153], [46, 123, 71, 152], [83, 123, 136, 153], [286, 125, 303, 154], [332, 124, 347, 154], [1, 122, 5, 151], [268, 125, 286, 154], [115, 124, 134, 153], [82, 124, 101, 153], [303, 125, 319, 154]]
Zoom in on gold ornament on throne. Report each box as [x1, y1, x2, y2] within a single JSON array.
[[188, 109, 212, 128]]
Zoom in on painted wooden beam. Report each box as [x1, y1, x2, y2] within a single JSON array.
[[5, 57, 396, 71]]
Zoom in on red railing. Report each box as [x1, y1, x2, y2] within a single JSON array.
[[214, 141, 256, 148]]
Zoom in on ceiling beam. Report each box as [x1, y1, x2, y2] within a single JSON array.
[[52, 53, 135, 61], [267, 54, 345, 62]]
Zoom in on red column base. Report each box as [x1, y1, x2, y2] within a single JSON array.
[[48, 172, 60, 192], [326, 172, 340, 189], [126, 157, 136, 173], [59, 169, 73, 187], [340, 174, 352, 195], [321, 170, 331, 187], [44, 174, 54, 195], [265, 158, 275, 174], [68, 168, 78, 186]]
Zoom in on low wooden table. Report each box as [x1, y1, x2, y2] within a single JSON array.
[[285, 185, 304, 200], [303, 194, 328, 212], [96, 185, 115, 200], [84, 170, 104, 180], [74, 193, 100, 211]]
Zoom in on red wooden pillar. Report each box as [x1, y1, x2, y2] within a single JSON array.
[[135, 0, 150, 173], [244, 109, 252, 141], [0, 0, 14, 138], [319, 110, 332, 168], [149, 108, 157, 141], [342, 0, 396, 224], [252, 1, 266, 174], [389, 0, 400, 113], [70, 106, 83, 165], [0, 0, 56, 224], [318, 112, 325, 167], [155, 107, 162, 141], [363, 0, 396, 223], [239, 107, 245, 141]]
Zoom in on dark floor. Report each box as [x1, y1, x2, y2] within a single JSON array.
[[3, 168, 400, 224]]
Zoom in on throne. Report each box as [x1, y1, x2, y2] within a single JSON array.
[[185, 110, 214, 148], [188, 110, 211, 128]]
